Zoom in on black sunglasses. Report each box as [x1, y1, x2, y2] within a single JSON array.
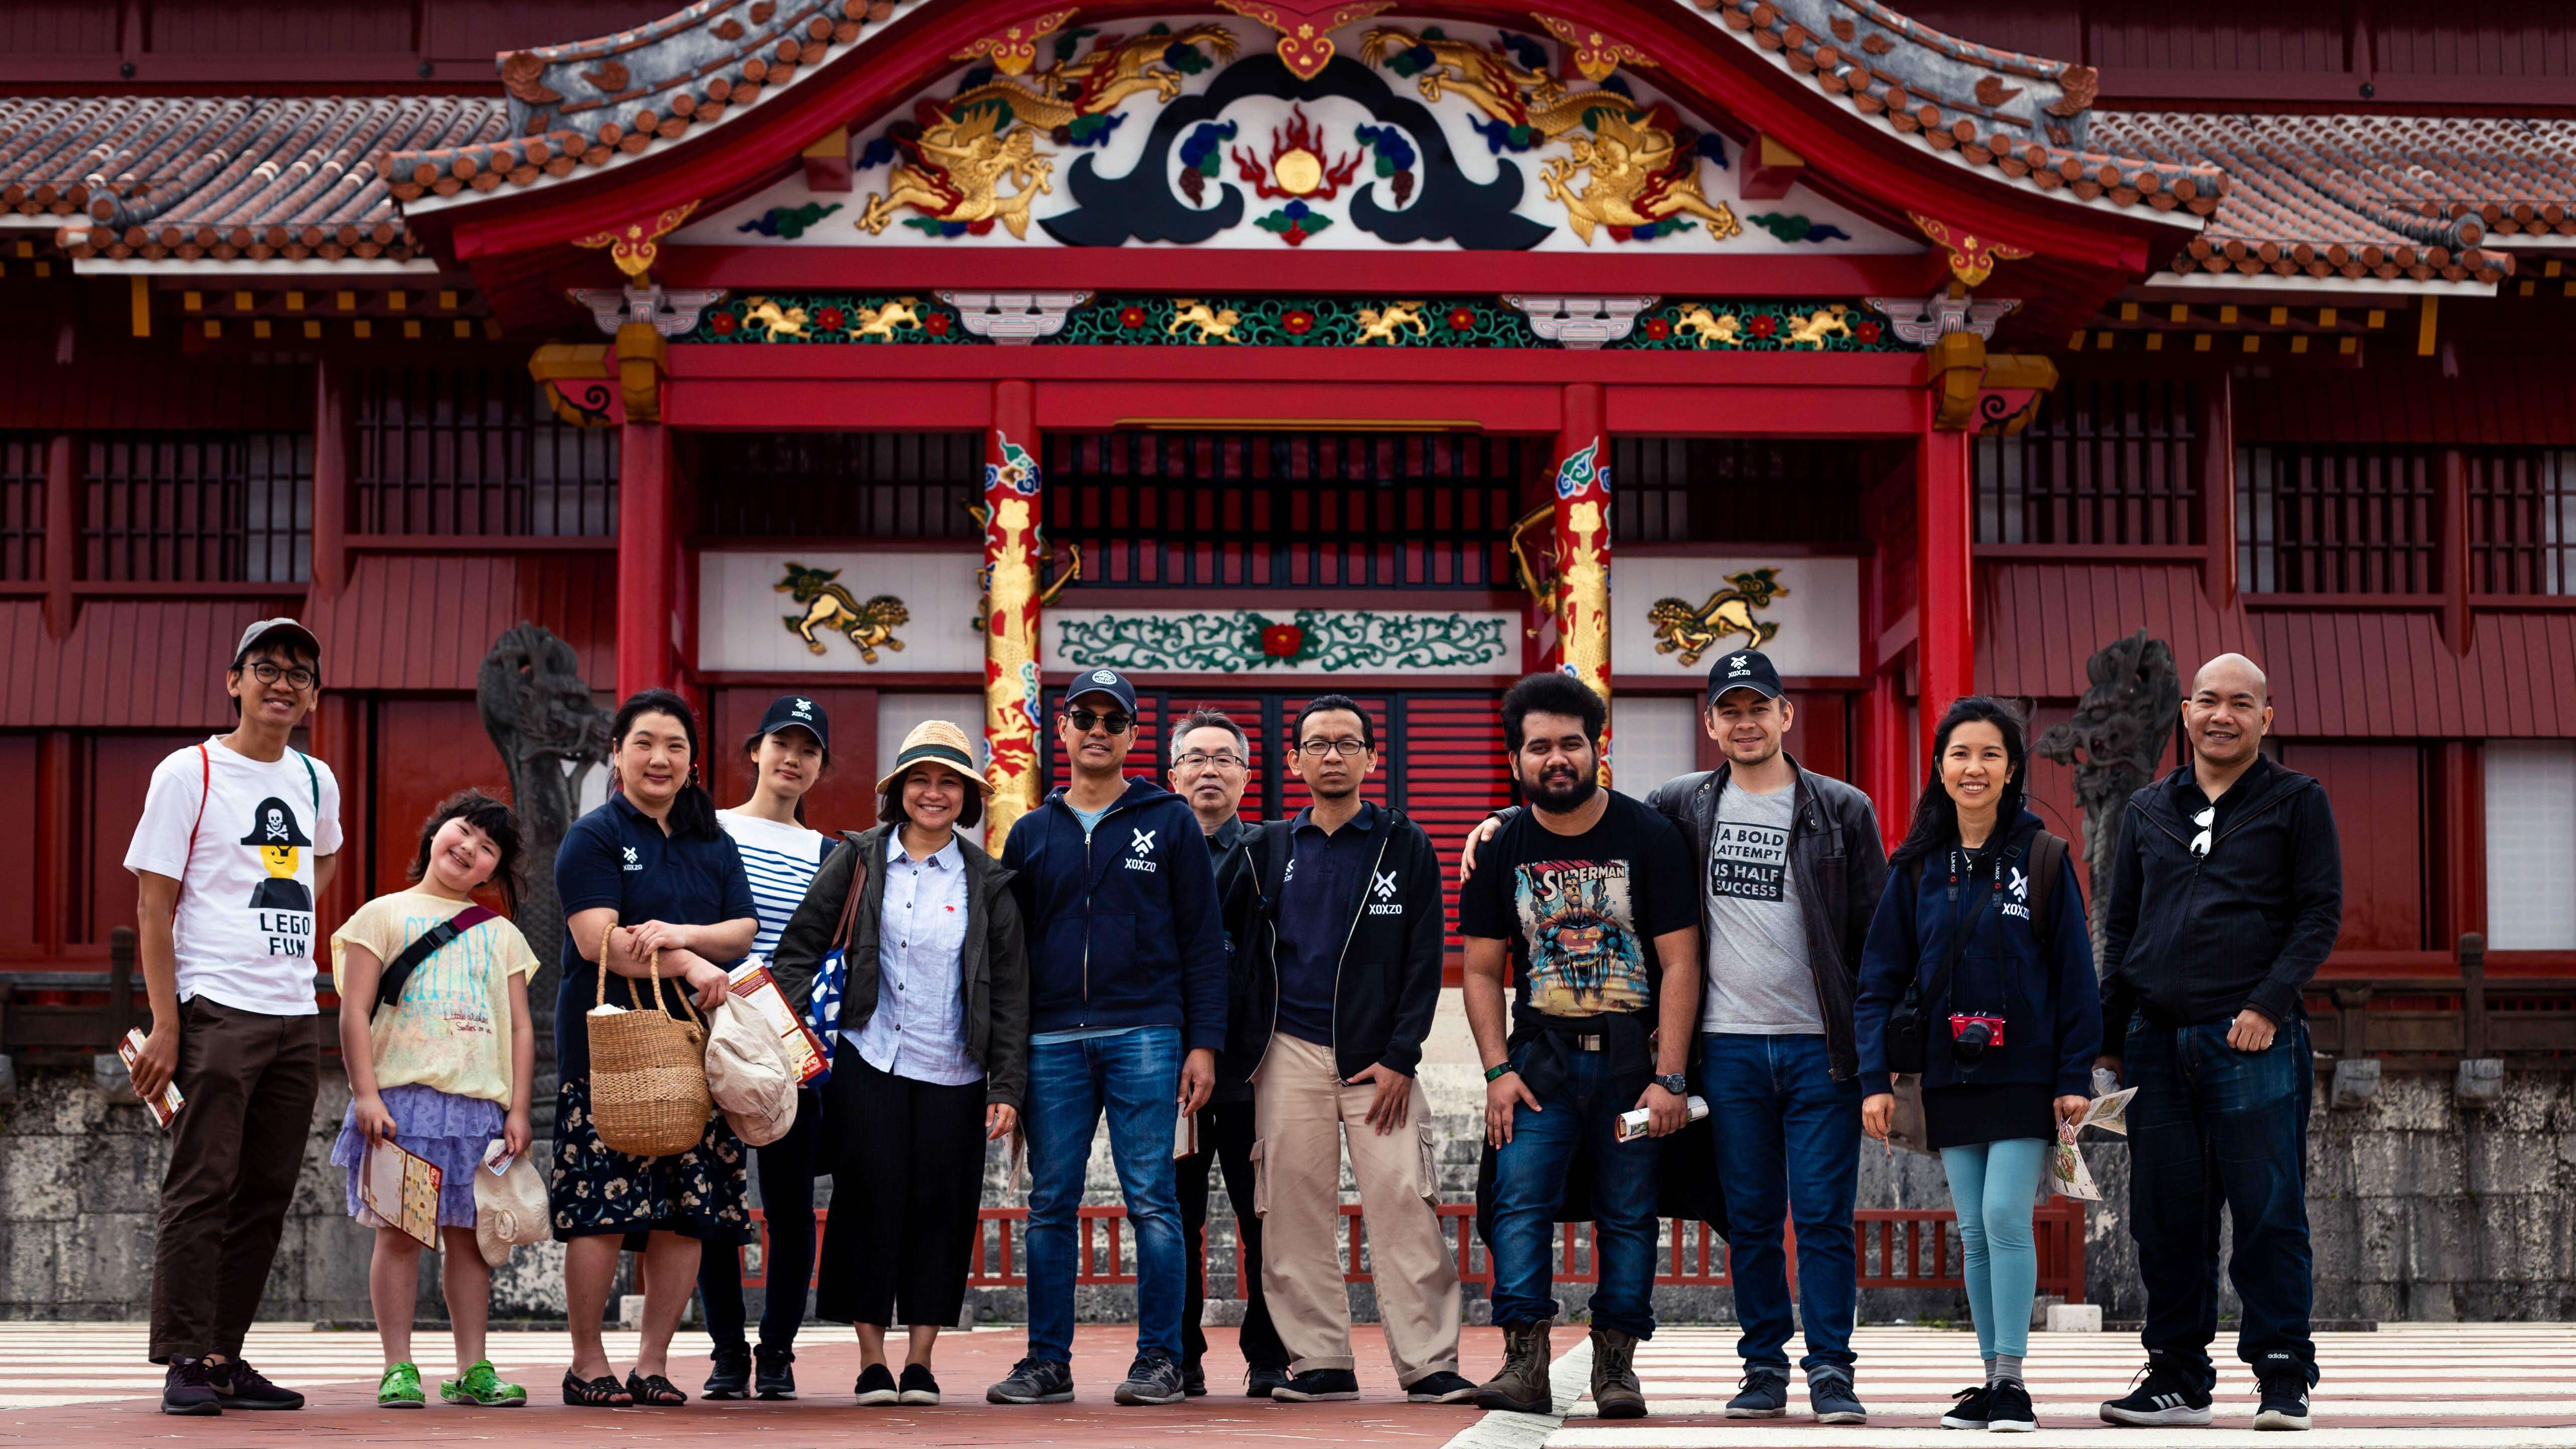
[[1064, 707, 1134, 735]]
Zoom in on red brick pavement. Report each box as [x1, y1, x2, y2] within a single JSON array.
[[0, 1326, 1496, 1448]]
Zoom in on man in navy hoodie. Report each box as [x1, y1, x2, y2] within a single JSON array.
[[987, 668, 1227, 1408]]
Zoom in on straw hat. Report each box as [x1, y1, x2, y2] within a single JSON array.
[[876, 719, 994, 796]]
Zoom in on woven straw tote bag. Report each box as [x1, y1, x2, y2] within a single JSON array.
[[586, 920, 713, 1158]]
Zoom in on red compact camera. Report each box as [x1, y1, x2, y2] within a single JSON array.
[[1948, 1015, 2007, 1048]]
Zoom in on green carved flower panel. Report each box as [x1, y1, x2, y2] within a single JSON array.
[[1055, 610, 1513, 673]]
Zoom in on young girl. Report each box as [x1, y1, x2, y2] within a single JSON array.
[[330, 789, 538, 1409], [697, 695, 835, 1401]]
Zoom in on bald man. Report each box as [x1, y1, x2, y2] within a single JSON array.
[[2094, 653, 2342, 1433]]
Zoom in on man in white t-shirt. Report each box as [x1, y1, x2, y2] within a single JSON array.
[[122, 618, 342, 1416]]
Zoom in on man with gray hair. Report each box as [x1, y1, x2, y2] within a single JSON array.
[[2095, 653, 2342, 1433], [1165, 708, 1289, 1397]]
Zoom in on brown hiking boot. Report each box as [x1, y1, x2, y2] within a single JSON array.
[[1590, 1326, 1646, 1420], [1474, 1322, 1554, 1414]]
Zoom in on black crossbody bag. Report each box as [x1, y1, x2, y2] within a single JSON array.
[[372, 906, 498, 1020]]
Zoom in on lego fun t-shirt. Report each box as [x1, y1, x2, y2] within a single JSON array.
[[124, 737, 343, 1016]]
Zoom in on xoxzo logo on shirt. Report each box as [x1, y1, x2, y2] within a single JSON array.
[[2002, 864, 2030, 919], [1368, 868, 1403, 916], [621, 845, 642, 872], [1124, 826, 1159, 873]]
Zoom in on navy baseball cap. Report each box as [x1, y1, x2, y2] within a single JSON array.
[[1062, 667, 1138, 716], [757, 693, 830, 751], [1708, 648, 1785, 703]]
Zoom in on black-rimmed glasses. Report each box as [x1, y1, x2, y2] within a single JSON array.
[[1297, 739, 1369, 758], [243, 661, 317, 690]]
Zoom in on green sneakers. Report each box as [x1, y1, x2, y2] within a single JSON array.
[[441, 1360, 528, 1407], [377, 1362, 424, 1409]]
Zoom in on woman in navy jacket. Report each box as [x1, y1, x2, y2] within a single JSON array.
[[1854, 696, 2100, 1433]]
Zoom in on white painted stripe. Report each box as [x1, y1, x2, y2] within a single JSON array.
[[1549, 1430, 2576, 1448], [1439, 1337, 1597, 1449], [1561, 1400, 2576, 1419]]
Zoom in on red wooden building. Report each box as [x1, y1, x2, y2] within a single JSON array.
[[4, 0, 2574, 997]]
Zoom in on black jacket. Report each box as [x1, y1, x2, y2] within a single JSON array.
[[1243, 804, 1447, 1082], [2101, 755, 2343, 1033], [768, 824, 1033, 1111], [1208, 816, 1262, 1103], [1644, 757, 1890, 1081]]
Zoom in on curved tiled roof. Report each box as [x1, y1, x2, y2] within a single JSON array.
[[0, 95, 502, 263], [383, 0, 904, 202], [1696, 0, 2227, 220], [2092, 114, 2542, 285]]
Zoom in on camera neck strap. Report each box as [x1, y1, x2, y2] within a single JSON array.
[[1920, 840, 2021, 1033]]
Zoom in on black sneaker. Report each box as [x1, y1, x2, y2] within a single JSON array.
[[1113, 1350, 1187, 1406], [1247, 1364, 1291, 1398], [1407, 1370, 1480, 1404], [1182, 1361, 1207, 1397], [2255, 1370, 2313, 1431], [211, 1356, 305, 1410], [1808, 1371, 1868, 1425], [1987, 1379, 2037, 1433], [162, 1356, 221, 1416], [2101, 1357, 2215, 1427], [1726, 1365, 1789, 1418], [898, 1362, 941, 1406], [1940, 1384, 1991, 1429], [986, 1356, 1074, 1405], [1271, 1367, 1361, 1402], [853, 1362, 899, 1406], [753, 1344, 796, 1400], [703, 1346, 751, 1400]]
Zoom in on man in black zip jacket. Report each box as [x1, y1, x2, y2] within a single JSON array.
[[1165, 707, 1290, 1399], [2095, 653, 2342, 1434], [1243, 696, 1476, 1406]]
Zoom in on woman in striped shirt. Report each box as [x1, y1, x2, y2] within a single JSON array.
[[697, 695, 835, 1402]]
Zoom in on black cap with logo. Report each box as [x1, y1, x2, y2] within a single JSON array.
[[756, 694, 831, 751], [1707, 648, 1785, 703], [1062, 667, 1139, 715]]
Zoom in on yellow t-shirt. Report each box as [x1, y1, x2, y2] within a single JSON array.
[[330, 889, 539, 1105]]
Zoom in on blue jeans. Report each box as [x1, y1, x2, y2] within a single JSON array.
[[1487, 1048, 1660, 1339], [2125, 1015, 2316, 1387], [1702, 1033, 1862, 1375], [1025, 1026, 1186, 1365], [1939, 1137, 2049, 1362]]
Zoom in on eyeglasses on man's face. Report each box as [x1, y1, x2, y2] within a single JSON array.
[[1174, 751, 1245, 770], [242, 661, 317, 690], [2190, 805, 2216, 859], [1064, 708, 1133, 735], [1298, 738, 1369, 758]]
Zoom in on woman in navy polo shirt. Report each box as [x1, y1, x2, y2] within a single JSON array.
[[551, 689, 759, 1408]]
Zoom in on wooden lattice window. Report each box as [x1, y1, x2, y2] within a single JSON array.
[[2237, 444, 2438, 595], [83, 432, 309, 583], [1044, 431, 1527, 590], [693, 431, 982, 538], [0, 433, 43, 582], [355, 367, 618, 536], [1976, 377, 2200, 546], [2468, 448, 2576, 595], [1614, 437, 1869, 544]]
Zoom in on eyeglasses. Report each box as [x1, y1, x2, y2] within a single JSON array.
[[1298, 739, 1369, 758], [2190, 806, 2216, 859], [1065, 708, 1133, 735], [1174, 751, 1245, 770], [243, 661, 317, 690]]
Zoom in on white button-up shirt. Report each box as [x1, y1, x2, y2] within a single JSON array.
[[846, 832, 983, 1086]]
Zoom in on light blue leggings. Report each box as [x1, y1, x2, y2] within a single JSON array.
[[1939, 1137, 2050, 1360]]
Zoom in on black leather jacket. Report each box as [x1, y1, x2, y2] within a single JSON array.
[[1644, 757, 1890, 1081]]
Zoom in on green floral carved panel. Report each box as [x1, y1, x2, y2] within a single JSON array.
[[1059, 296, 1540, 348], [1056, 610, 1513, 672]]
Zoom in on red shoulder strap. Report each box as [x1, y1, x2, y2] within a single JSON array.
[[174, 744, 210, 918]]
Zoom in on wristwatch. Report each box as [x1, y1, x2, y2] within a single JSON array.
[[1484, 1062, 1517, 1082], [1652, 1072, 1689, 1096]]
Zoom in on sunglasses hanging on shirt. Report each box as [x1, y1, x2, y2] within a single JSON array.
[[2190, 805, 2216, 859]]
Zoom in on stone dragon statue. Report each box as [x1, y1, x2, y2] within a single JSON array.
[[2033, 629, 2180, 968]]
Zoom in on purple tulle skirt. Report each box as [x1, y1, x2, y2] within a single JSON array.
[[330, 1083, 505, 1231]]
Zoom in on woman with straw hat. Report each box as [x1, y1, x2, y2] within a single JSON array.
[[769, 719, 1031, 1407]]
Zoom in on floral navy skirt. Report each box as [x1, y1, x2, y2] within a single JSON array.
[[548, 1074, 751, 1245]]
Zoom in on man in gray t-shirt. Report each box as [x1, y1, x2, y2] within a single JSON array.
[[1700, 778, 1825, 1035]]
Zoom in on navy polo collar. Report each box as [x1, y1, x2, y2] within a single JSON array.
[[1292, 800, 1379, 836]]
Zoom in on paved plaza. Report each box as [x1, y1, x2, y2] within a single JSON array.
[[3, 1322, 2569, 1448]]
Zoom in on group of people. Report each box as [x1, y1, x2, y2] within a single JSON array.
[[123, 616, 2342, 1434]]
